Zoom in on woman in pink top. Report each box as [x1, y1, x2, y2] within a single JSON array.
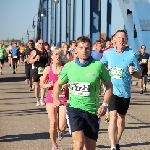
[[40, 48, 68, 150]]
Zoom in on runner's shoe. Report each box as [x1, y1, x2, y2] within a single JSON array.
[[25, 79, 29, 84], [58, 131, 64, 141], [116, 144, 120, 150], [52, 144, 58, 150], [13, 71, 16, 74], [140, 90, 143, 94], [40, 98, 45, 106], [36, 101, 40, 106]]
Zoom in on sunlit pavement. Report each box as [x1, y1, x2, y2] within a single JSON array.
[[0, 63, 150, 150]]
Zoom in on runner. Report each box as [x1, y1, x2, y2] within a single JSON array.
[[138, 45, 149, 94], [29, 39, 48, 106], [91, 40, 103, 60], [24, 40, 35, 91], [7, 41, 12, 69], [40, 48, 68, 150], [0, 44, 6, 75], [61, 43, 69, 64], [53, 36, 112, 150], [68, 40, 77, 61], [19, 43, 25, 63], [11, 42, 20, 74], [101, 30, 141, 150]]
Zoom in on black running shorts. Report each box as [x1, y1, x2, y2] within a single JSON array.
[[108, 94, 130, 115]]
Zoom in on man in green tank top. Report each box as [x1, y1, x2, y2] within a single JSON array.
[[53, 36, 112, 150]]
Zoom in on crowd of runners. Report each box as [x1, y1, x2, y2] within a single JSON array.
[[1, 29, 150, 150]]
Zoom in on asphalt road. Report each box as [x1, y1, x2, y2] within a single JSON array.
[[0, 63, 150, 150]]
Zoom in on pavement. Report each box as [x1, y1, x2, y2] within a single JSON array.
[[0, 63, 150, 150]]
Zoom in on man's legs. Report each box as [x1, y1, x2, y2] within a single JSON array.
[[116, 114, 125, 142], [108, 110, 118, 148], [25, 65, 30, 84], [34, 82, 40, 106], [143, 75, 148, 92], [84, 136, 96, 150]]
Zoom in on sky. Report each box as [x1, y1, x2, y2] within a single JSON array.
[[1, 0, 148, 42]]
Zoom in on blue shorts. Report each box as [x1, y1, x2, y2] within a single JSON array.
[[67, 107, 100, 141]]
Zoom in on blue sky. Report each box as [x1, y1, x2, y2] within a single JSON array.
[[0, 0, 131, 42]]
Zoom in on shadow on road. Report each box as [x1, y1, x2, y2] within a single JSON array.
[[0, 108, 47, 117], [0, 132, 49, 142], [0, 76, 25, 82], [97, 142, 150, 149]]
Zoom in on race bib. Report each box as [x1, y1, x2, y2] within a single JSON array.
[[142, 59, 148, 64], [8, 54, 11, 57], [109, 67, 123, 79], [71, 82, 90, 96], [38, 67, 44, 74], [13, 56, 17, 58]]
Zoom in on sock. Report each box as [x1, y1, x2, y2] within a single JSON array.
[[37, 98, 40, 102], [111, 147, 116, 150], [116, 142, 119, 145]]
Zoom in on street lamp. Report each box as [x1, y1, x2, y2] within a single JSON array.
[[26, 30, 29, 41], [54, 0, 59, 4]]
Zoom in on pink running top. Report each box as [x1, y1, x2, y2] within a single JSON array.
[[45, 65, 68, 104]]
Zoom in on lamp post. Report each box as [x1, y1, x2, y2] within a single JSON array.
[[26, 30, 29, 41], [53, 0, 59, 4], [32, 13, 38, 41]]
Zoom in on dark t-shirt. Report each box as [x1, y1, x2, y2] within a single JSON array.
[[138, 53, 149, 69], [34, 49, 48, 68], [24, 46, 36, 66]]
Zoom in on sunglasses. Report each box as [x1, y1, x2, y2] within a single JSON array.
[[39, 43, 44, 45], [29, 43, 33, 45]]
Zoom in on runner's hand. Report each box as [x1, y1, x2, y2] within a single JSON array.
[[61, 84, 68, 91], [128, 65, 135, 74], [47, 81, 54, 88], [139, 61, 143, 65], [54, 100, 62, 107], [97, 105, 107, 118], [35, 55, 40, 61]]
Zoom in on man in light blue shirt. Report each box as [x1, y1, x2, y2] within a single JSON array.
[[101, 30, 141, 150], [91, 40, 103, 60]]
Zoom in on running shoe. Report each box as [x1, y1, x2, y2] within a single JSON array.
[[58, 131, 64, 141], [25, 79, 29, 84], [36, 101, 40, 106], [140, 90, 143, 94], [116, 144, 120, 150], [40, 99, 45, 106], [32, 84, 35, 90], [52, 144, 58, 150], [13, 71, 16, 74]]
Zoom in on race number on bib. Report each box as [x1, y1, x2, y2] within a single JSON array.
[[38, 67, 44, 74], [71, 82, 90, 96], [109, 67, 123, 79], [142, 59, 148, 64], [13, 56, 17, 58]]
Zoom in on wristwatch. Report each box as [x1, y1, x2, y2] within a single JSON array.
[[102, 103, 108, 107]]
